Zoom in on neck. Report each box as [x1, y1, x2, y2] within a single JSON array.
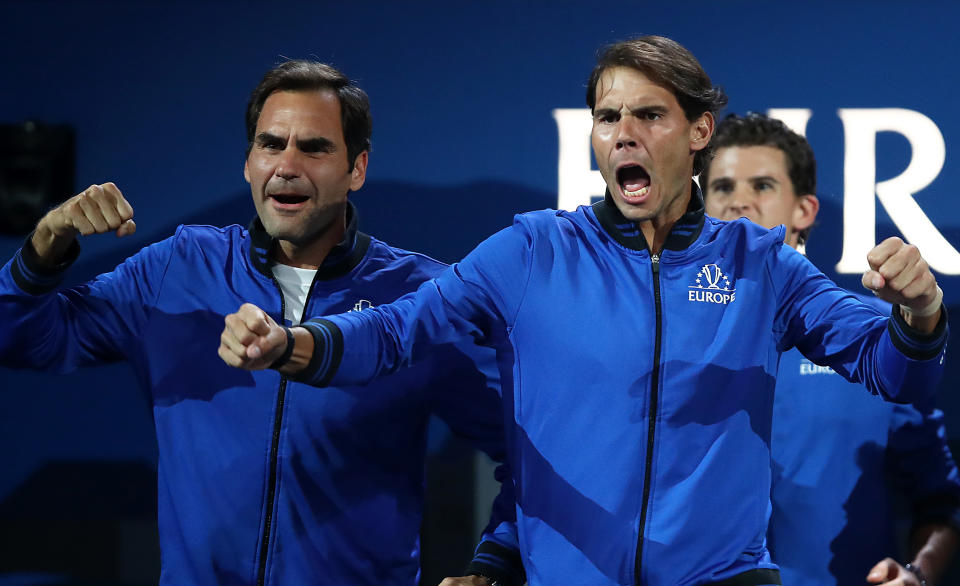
[[641, 180, 693, 254], [273, 216, 346, 270]]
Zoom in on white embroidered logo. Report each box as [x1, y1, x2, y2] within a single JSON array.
[[349, 299, 374, 312], [688, 263, 736, 305], [799, 358, 835, 375]]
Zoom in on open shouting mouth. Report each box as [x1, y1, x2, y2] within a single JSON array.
[[617, 164, 651, 198], [268, 193, 311, 210]]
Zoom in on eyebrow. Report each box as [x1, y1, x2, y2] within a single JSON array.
[[254, 132, 337, 153], [298, 137, 336, 153], [593, 107, 620, 118], [255, 132, 285, 146], [749, 175, 780, 184], [629, 105, 669, 116]]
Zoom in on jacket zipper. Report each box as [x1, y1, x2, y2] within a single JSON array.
[[635, 253, 662, 585], [256, 274, 320, 586]]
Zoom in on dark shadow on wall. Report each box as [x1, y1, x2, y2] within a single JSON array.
[[0, 179, 554, 585], [0, 461, 159, 586]]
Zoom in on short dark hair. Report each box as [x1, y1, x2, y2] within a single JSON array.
[[586, 36, 728, 175], [245, 60, 372, 168], [701, 113, 817, 244]]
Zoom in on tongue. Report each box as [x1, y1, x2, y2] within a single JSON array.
[[623, 177, 650, 193], [619, 167, 650, 193]]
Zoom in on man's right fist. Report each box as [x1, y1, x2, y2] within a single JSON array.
[[33, 182, 136, 263]]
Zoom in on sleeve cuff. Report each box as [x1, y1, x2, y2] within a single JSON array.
[[888, 303, 948, 361], [287, 318, 343, 386], [11, 232, 81, 295], [465, 540, 526, 586]]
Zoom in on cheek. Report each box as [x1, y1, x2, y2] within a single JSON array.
[[592, 127, 613, 150]]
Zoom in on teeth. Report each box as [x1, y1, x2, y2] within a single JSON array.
[[624, 186, 650, 197]]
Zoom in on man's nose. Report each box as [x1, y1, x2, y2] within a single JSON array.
[[728, 188, 754, 212], [275, 147, 302, 179], [615, 116, 641, 150]]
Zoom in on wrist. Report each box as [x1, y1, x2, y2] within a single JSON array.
[[905, 562, 929, 586], [901, 286, 944, 318], [275, 327, 315, 376], [32, 218, 77, 266], [269, 326, 296, 369]]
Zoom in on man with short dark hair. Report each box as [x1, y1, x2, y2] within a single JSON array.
[[703, 112, 960, 586], [222, 38, 948, 585], [0, 60, 516, 585]]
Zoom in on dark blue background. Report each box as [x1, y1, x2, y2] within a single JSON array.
[[2, 1, 958, 582]]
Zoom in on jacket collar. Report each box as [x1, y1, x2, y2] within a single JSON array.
[[592, 182, 705, 252], [248, 201, 371, 280]]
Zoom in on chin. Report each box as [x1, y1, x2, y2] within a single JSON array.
[[615, 203, 654, 223]]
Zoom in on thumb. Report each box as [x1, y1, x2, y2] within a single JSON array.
[[116, 219, 137, 238], [247, 338, 267, 360], [247, 324, 287, 361], [862, 270, 885, 294], [866, 558, 894, 583]]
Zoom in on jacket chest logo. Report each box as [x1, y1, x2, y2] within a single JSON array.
[[349, 299, 374, 312], [688, 263, 736, 305]]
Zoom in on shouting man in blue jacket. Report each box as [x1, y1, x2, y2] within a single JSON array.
[[0, 60, 518, 585], [702, 112, 960, 586], [221, 38, 949, 586]]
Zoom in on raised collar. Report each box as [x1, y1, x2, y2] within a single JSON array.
[[591, 182, 706, 253], [248, 201, 371, 281]]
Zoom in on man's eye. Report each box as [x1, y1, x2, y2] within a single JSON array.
[[642, 112, 662, 121], [709, 183, 732, 194], [755, 181, 773, 192], [594, 113, 618, 125]]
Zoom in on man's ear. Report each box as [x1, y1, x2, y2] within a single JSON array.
[[793, 194, 819, 233], [243, 159, 251, 184], [690, 111, 715, 152], [349, 151, 368, 192]]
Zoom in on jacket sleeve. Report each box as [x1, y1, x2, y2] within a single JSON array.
[[887, 399, 960, 533], [770, 242, 947, 404], [0, 231, 177, 372], [465, 520, 526, 586], [294, 219, 536, 388]]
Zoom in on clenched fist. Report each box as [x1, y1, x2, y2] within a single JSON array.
[[219, 303, 290, 370], [33, 182, 136, 264], [862, 237, 943, 332]]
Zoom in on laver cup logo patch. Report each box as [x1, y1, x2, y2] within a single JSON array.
[[689, 264, 736, 305], [350, 299, 374, 312]]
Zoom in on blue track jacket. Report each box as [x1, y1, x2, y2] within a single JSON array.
[[770, 295, 960, 585], [291, 190, 948, 586], [0, 205, 519, 585]]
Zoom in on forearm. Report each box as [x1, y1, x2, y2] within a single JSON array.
[[275, 326, 315, 377], [870, 306, 948, 404], [899, 285, 944, 334], [0, 240, 78, 368], [911, 523, 960, 583], [31, 220, 79, 266], [466, 531, 526, 586]]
